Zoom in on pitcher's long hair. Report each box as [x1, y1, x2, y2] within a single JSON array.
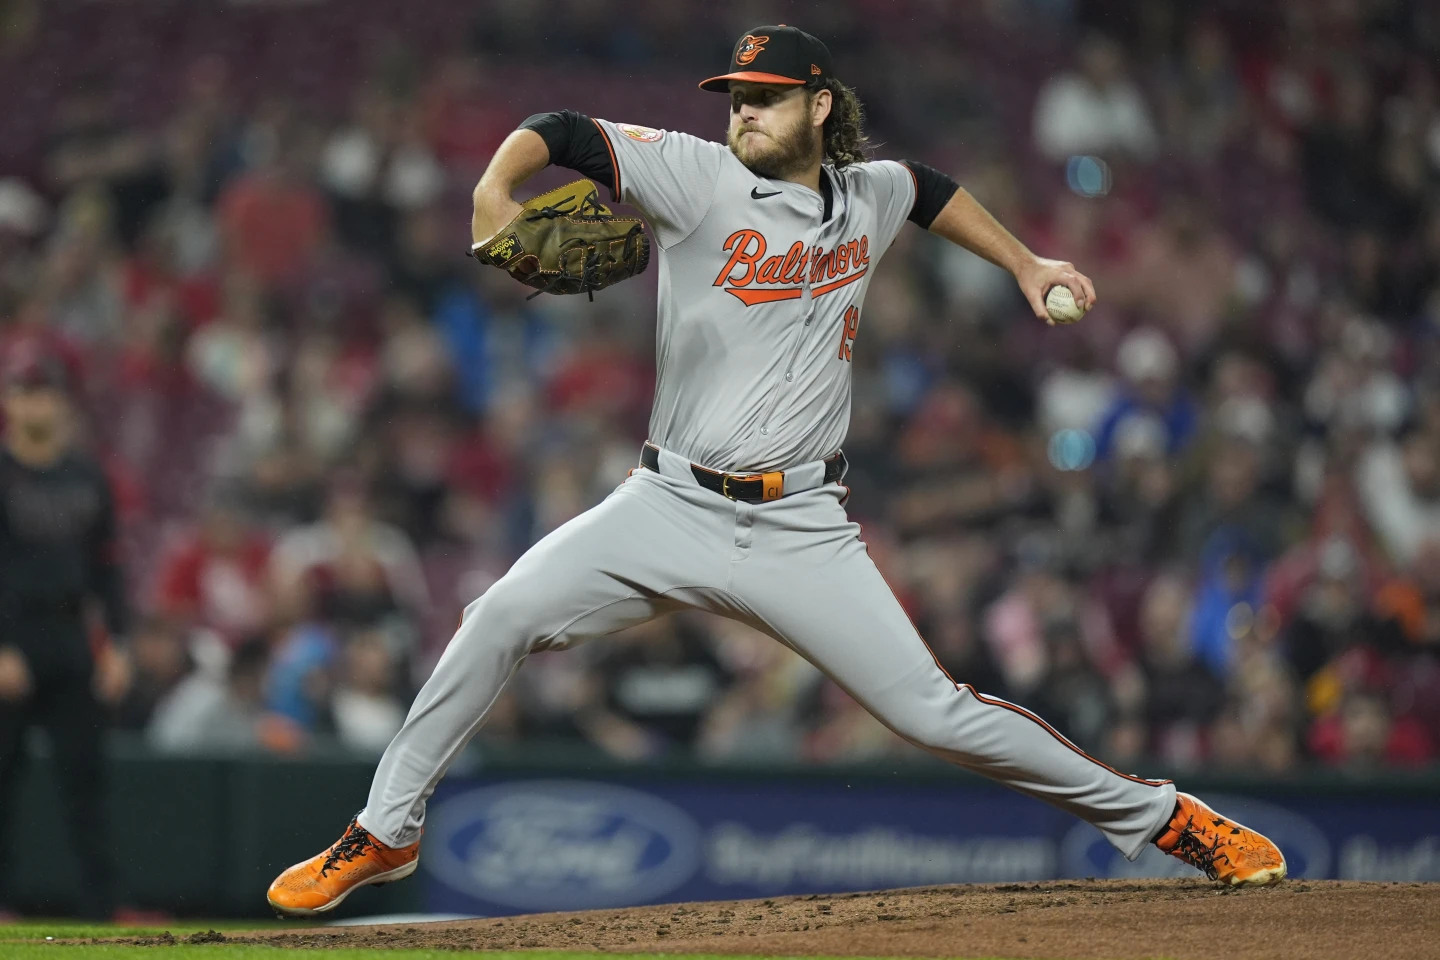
[[819, 78, 871, 168]]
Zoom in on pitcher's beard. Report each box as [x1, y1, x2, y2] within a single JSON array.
[[728, 115, 822, 180]]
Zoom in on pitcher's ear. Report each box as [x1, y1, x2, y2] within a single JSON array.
[[812, 87, 833, 125]]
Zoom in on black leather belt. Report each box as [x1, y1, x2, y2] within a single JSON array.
[[640, 442, 846, 503]]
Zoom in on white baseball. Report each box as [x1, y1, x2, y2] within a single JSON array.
[[1045, 285, 1088, 325]]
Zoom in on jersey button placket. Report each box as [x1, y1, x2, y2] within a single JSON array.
[[757, 201, 824, 443]]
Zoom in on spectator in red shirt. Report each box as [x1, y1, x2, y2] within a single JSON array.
[[545, 316, 654, 431], [153, 486, 273, 645], [216, 127, 329, 290], [1309, 690, 1435, 769]]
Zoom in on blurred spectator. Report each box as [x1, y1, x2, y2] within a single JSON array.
[[145, 115, 224, 277], [331, 628, 408, 753], [1374, 539, 1440, 651], [982, 537, 1123, 701], [1097, 411, 1180, 564], [38, 190, 125, 346], [114, 617, 195, 731], [0, 343, 131, 918], [1133, 574, 1222, 768], [806, 679, 904, 762], [387, 207, 463, 315], [374, 295, 455, 408], [933, 164, 1028, 321], [1356, 429, 1440, 566], [1279, 536, 1388, 684], [697, 620, 822, 762], [235, 438, 328, 531], [1032, 33, 1158, 162], [150, 637, 303, 754], [1302, 318, 1410, 441], [545, 311, 653, 430], [187, 272, 277, 406], [581, 618, 736, 760], [153, 485, 273, 644], [269, 475, 429, 631], [1187, 528, 1267, 677], [43, 81, 165, 248], [216, 123, 330, 289], [1037, 337, 1116, 435], [1106, 196, 1238, 353], [1310, 690, 1435, 769], [1174, 403, 1291, 564], [264, 622, 338, 733], [1155, 18, 1242, 163], [1302, 70, 1406, 233], [0, 178, 48, 238], [322, 90, 445, 259], [1094, 328, 1198, 461], [1027, 614, 1116, 750], [888, 381, 1032, 538]]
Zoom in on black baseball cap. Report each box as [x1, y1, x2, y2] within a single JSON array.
[[699, 24, 834, 93]]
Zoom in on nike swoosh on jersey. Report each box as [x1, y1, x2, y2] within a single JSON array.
[[751, 187, 782, 199]]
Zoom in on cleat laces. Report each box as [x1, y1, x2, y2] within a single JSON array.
[[319, 817, 380, 877], [1166, 812, 1242, 881]]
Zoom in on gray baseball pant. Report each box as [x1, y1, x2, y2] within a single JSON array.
[[358, 446, 1176, 860]]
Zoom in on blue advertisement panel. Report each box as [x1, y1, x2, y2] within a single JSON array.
[[420, 776, 1440, 917]]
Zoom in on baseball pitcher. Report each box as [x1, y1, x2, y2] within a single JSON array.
[[269, 25, 1285, 915]]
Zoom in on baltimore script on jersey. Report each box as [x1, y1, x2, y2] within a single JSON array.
[[714, 229, 870, 305]]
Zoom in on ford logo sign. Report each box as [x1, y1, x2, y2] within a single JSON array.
[[1059, 794, 1332, 880], [423, 780, 703, 911]]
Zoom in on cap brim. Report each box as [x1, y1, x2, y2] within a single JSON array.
[[698, 72, 808, 92]]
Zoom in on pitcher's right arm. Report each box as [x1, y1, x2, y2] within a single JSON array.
[[470, 129, 544, 248], [471, 111, 624, 248], [474, 111, 725, 250]]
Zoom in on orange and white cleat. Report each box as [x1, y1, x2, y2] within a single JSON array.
[[267, 815, 420, 917], [1155, 792, 1287, 887]]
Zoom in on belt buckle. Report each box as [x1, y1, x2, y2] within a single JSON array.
[[721, 471, 784, 502], [722, 473, 750, 500]]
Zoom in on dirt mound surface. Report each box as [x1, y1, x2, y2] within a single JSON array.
[[160, 880, 1440, 959]]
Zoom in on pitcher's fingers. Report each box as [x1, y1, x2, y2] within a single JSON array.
[[1025, 284, 1050, 321]]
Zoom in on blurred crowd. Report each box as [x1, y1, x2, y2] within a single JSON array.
[[2, 0, 1439, 773]]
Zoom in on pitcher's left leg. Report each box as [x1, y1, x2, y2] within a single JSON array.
[[733, 486, 1174, 860]]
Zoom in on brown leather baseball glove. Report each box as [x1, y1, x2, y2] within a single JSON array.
[[469, 179, 651, 301]]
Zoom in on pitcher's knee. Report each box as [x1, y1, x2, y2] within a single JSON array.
[[884, 712, 961, 753], [458, 577, 552, 655]]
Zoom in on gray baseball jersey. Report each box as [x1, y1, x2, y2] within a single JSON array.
[[593, 119, 915, 473], [353, 121, 1178, 875]]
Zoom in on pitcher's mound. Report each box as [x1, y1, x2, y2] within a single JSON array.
[[237, 879, 1435, 959]]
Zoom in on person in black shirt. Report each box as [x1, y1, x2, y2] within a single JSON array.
[[0, 344, 131, 918]]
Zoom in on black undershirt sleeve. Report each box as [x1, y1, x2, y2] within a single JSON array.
[[900, 160, 960, 230], [519, 110, 616, 193]]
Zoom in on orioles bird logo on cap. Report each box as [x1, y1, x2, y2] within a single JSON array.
[[736, 34, 768, 65]]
